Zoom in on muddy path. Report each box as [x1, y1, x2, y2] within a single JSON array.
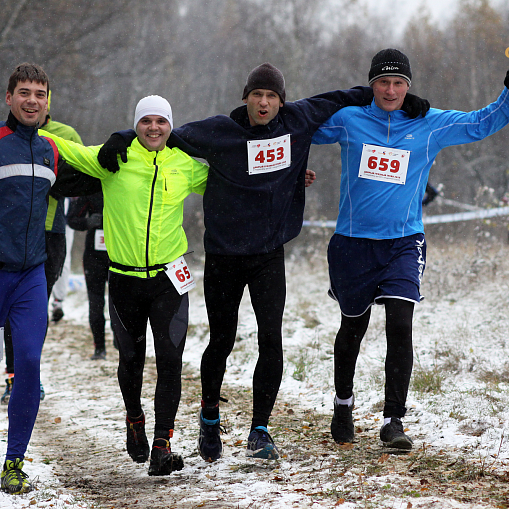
[[27, 321, 508, 509]]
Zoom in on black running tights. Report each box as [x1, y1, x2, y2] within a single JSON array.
[[334, 299, 414, 418], [201, 248, 285, 429], [108, 270, 188, 438]]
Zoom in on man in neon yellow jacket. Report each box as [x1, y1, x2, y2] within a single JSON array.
[[41, 95, 208, 476]]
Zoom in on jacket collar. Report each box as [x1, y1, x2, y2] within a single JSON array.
[[369, 99, 408, 121], [6, 111, 38, 139]]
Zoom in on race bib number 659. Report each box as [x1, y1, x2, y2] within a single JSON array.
[[359, 143, 410, 185], [247, 134, 291, 175], [164, 256, 196, 295]]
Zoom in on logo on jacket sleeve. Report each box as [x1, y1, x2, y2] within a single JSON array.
[[43, 157, 51, 167]]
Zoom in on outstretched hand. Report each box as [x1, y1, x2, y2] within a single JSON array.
[[97, 134, 128, 173], [305, 169, 316, 187]]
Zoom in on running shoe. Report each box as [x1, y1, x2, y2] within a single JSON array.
[[51, 300, 64, 323], [198, 412, 222, 462], [1, 459, 32, 494], [90, 347, 106, 360], [126, 413, 150, 463], [380, 417, 413, 450], [331, 395, 355, 443], [1, 376, 13, 405], [246, 426, 279, 460], [148, 438, 184, 476]]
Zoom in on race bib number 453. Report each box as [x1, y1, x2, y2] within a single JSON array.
[[359, 144, 410, 185], [247, 134, 291, 175]]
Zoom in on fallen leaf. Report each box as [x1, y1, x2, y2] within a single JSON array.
[[378, 453, 390, 463], [234, 440, 243, 446], [26, 457, 33, 462], [339, 443, 354, 450], [54, 417, 62, 424], [335, 499, 345, 506], [294, 488, 306, 492], [274, 476, 284, 481], [406, 503, 413, 509]]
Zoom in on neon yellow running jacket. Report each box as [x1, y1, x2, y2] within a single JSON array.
[[41, 131, 208, 278]]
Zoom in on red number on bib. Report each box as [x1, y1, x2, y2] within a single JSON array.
[[183, 266, 190, 279], [379, 158, 389, 171], [390, 160, 400, 173], [266, 149, 275, 162], [277, 147, 284, 160], [368, 156, 378, 169], [255, 151, 265, 164], [175, 269, 185, 283]]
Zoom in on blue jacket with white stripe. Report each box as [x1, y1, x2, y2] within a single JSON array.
[[312, 87, 509, 239], [0, 111, 59, 272]]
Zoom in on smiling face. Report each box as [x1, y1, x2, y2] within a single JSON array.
[[371, 76, 409, 112], [136, 115, 172, 152], [5, 80, 48, 127], [243, 89, 283, 126]]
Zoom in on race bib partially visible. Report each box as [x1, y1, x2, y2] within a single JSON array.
[[247, 134, 291, 175], [164, 256, 196, 295], [94, 229, 107, 251], [358, 144, 410, 185]]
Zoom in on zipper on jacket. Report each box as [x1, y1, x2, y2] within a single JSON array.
[[145, 153, 159, 278], [387, 113, 391, 144], [23, 127, 37, 270]]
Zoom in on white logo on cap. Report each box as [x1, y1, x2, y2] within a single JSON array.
[[382, 66, 400, 71]]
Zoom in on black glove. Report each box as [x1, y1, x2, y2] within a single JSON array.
[[422, 183, 439, 206], [505, 70, 509, 89], [402, 92, 430, 119], [97, 134, 128, 173], [86, 213, 103, 230]]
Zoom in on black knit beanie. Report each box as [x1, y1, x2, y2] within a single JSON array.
[[368, 49, 412, 86], [242, 63, 286, 104]]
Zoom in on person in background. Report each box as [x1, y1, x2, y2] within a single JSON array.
[[311, 48, 509, 450], [67, 191, 117, 360]]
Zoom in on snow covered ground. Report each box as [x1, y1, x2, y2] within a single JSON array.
[[2, 233, 509, 507]]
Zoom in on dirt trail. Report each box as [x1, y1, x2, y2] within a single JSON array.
[[27, 321, 508, 509]]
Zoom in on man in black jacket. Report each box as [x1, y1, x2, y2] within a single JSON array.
[[97, 63, 429, 463]]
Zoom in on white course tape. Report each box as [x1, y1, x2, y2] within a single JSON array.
[[303, 206, 509, 228]]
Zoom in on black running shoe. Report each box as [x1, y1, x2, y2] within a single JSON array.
[[380, 417, 413, 450], [246, 426, 279, 460], [198, 412, 222, 462], [90, 347, 106, 360], [148, 438, 184, 476], [331, 395, 355, 444], [126, 413, 150, 463]]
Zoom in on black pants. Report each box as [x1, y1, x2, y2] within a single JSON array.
[[108, 270, 188, 438], [334, 299, 414, 418], [4, 232, 66, 374], [201, 247, 285, 429], [83, 248, 110, 350]]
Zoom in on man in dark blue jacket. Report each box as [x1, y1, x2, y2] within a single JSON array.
[[0, 63, 99, 495], [98, 63, 428, 462], [0, 63, 56, 495]]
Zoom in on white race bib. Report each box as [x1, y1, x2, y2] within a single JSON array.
[[358, 144, 410, 185], [164, 256, 196, 295], [247, 134, 291, 175], [94, 229, 107, 251]]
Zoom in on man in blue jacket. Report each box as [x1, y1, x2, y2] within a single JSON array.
[[0, 63, 99, 495], [312, 49, 509, 449], [0, 63, 56, 495], [97, 62, 429, 461]]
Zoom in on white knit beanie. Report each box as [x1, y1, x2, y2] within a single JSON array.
[[133, 95, 173, 130]]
